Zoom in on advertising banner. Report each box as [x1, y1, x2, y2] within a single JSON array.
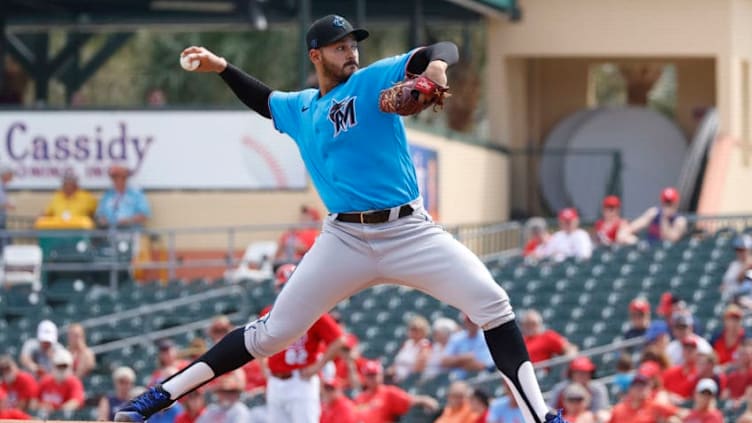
[[0, 111, 308, 190]]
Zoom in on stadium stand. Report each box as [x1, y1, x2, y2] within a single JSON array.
[[0, 219, 749, 421]]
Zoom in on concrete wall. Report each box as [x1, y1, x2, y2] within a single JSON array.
[[406, 129, 509, 225], [487, 0, 752, 214]]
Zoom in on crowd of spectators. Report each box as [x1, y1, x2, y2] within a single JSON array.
[[32, 165, 151, 231], [2, 178, 752, 423], [524, 187, 688, 263]]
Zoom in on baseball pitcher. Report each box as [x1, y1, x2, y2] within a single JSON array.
[[116, 14, 568, 423]]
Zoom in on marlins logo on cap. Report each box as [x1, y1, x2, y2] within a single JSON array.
[[332, 16, 346, 27]]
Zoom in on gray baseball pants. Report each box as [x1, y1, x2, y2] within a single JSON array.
[[243, 199, 515, 358]]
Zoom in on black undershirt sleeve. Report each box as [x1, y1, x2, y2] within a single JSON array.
[[406, 41, 460, 75], [218, 63, 273, 119]]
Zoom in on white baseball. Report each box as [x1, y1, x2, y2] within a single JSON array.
[[180, 55, 200, 71]]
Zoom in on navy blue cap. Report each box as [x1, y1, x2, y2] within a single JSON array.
[[305, 15, 369, 49]]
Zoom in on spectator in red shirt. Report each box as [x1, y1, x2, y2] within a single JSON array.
[[263, 263, 348, 423], [522, 217, 550, 258], [662, 337, 701, 401], [684, 379, 723, 423], [520, 309, 577, 363], [149, 338, 189, 387], [0, 355, 38, 412], [594, 195, 635, 246], [274, 205, 321, 264], [35, 348, 85, 413], [636, 360, 673, 406], [174, 389, 206, 423], [332, 333, 367, 391], [723, 339, 752, 401], [354, 360, 438, 423], [320, 378, 359, 423], [711, 304, 746, 366], [0, 387, 31, 420], [608, 374, 683, 423]]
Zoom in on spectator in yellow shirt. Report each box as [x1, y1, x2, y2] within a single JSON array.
[[43, 170, 97, 221]]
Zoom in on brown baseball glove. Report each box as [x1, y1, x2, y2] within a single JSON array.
[[378, 74, 450, 116]]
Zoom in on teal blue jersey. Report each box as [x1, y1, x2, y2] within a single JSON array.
[[269, 49, 421, 213]]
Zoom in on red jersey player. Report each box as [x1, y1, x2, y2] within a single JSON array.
[[261, 264, 346, 423]]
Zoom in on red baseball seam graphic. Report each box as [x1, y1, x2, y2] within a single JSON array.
[[242, 135, 288, 188]]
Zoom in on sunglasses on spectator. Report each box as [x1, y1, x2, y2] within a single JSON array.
[[217, 389, 241, 394], [565, 397, 585, 402], [55, 364, 69, 370]]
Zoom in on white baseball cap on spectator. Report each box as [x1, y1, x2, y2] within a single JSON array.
[[52, 348, 73, 366], [37, 320, 58, 343], [113, 366, 136, 382], [695, 378, 718, 395]]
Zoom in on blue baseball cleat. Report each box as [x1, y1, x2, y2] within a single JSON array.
[[114, 384, 174, 422], [544, 409, 570, 423]]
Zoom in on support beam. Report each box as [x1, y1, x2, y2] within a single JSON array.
[[30, 33, 50, 103], [48, 32, 92, 78], [409, 0, 424, 48], [6, 33, 35, 72], [60, 32, 132, 95], [0, 7, 6, 95], [355, 0, 366, 62], [298, 0, 311, 89]]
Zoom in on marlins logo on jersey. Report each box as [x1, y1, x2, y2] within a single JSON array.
[[328, 96, 357, 137]]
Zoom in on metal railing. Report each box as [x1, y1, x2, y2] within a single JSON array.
[[1, 219, 527, 289], [2, 213, 750, 291], [464, 335, 645, 389]]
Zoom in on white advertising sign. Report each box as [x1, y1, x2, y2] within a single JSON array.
[[0, 111, 308, 189]]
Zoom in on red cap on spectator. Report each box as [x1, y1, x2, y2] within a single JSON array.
[[362, 360, 383, 375], [681, 336, 698, 348], [569, 356, 596, 372], [629, 298, 650, 314], [603, 195, 621, 208], [558, 208, 579, 222], [661, 187, 680, 204], [657, 292, 674, 317], [637, 361, 662, 378]]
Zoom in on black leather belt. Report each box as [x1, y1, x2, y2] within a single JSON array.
[[335, 205, 414, 224]]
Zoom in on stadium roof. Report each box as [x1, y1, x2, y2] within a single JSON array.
[[5, 0, 521, 31], [2, 0, 519, 104]]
